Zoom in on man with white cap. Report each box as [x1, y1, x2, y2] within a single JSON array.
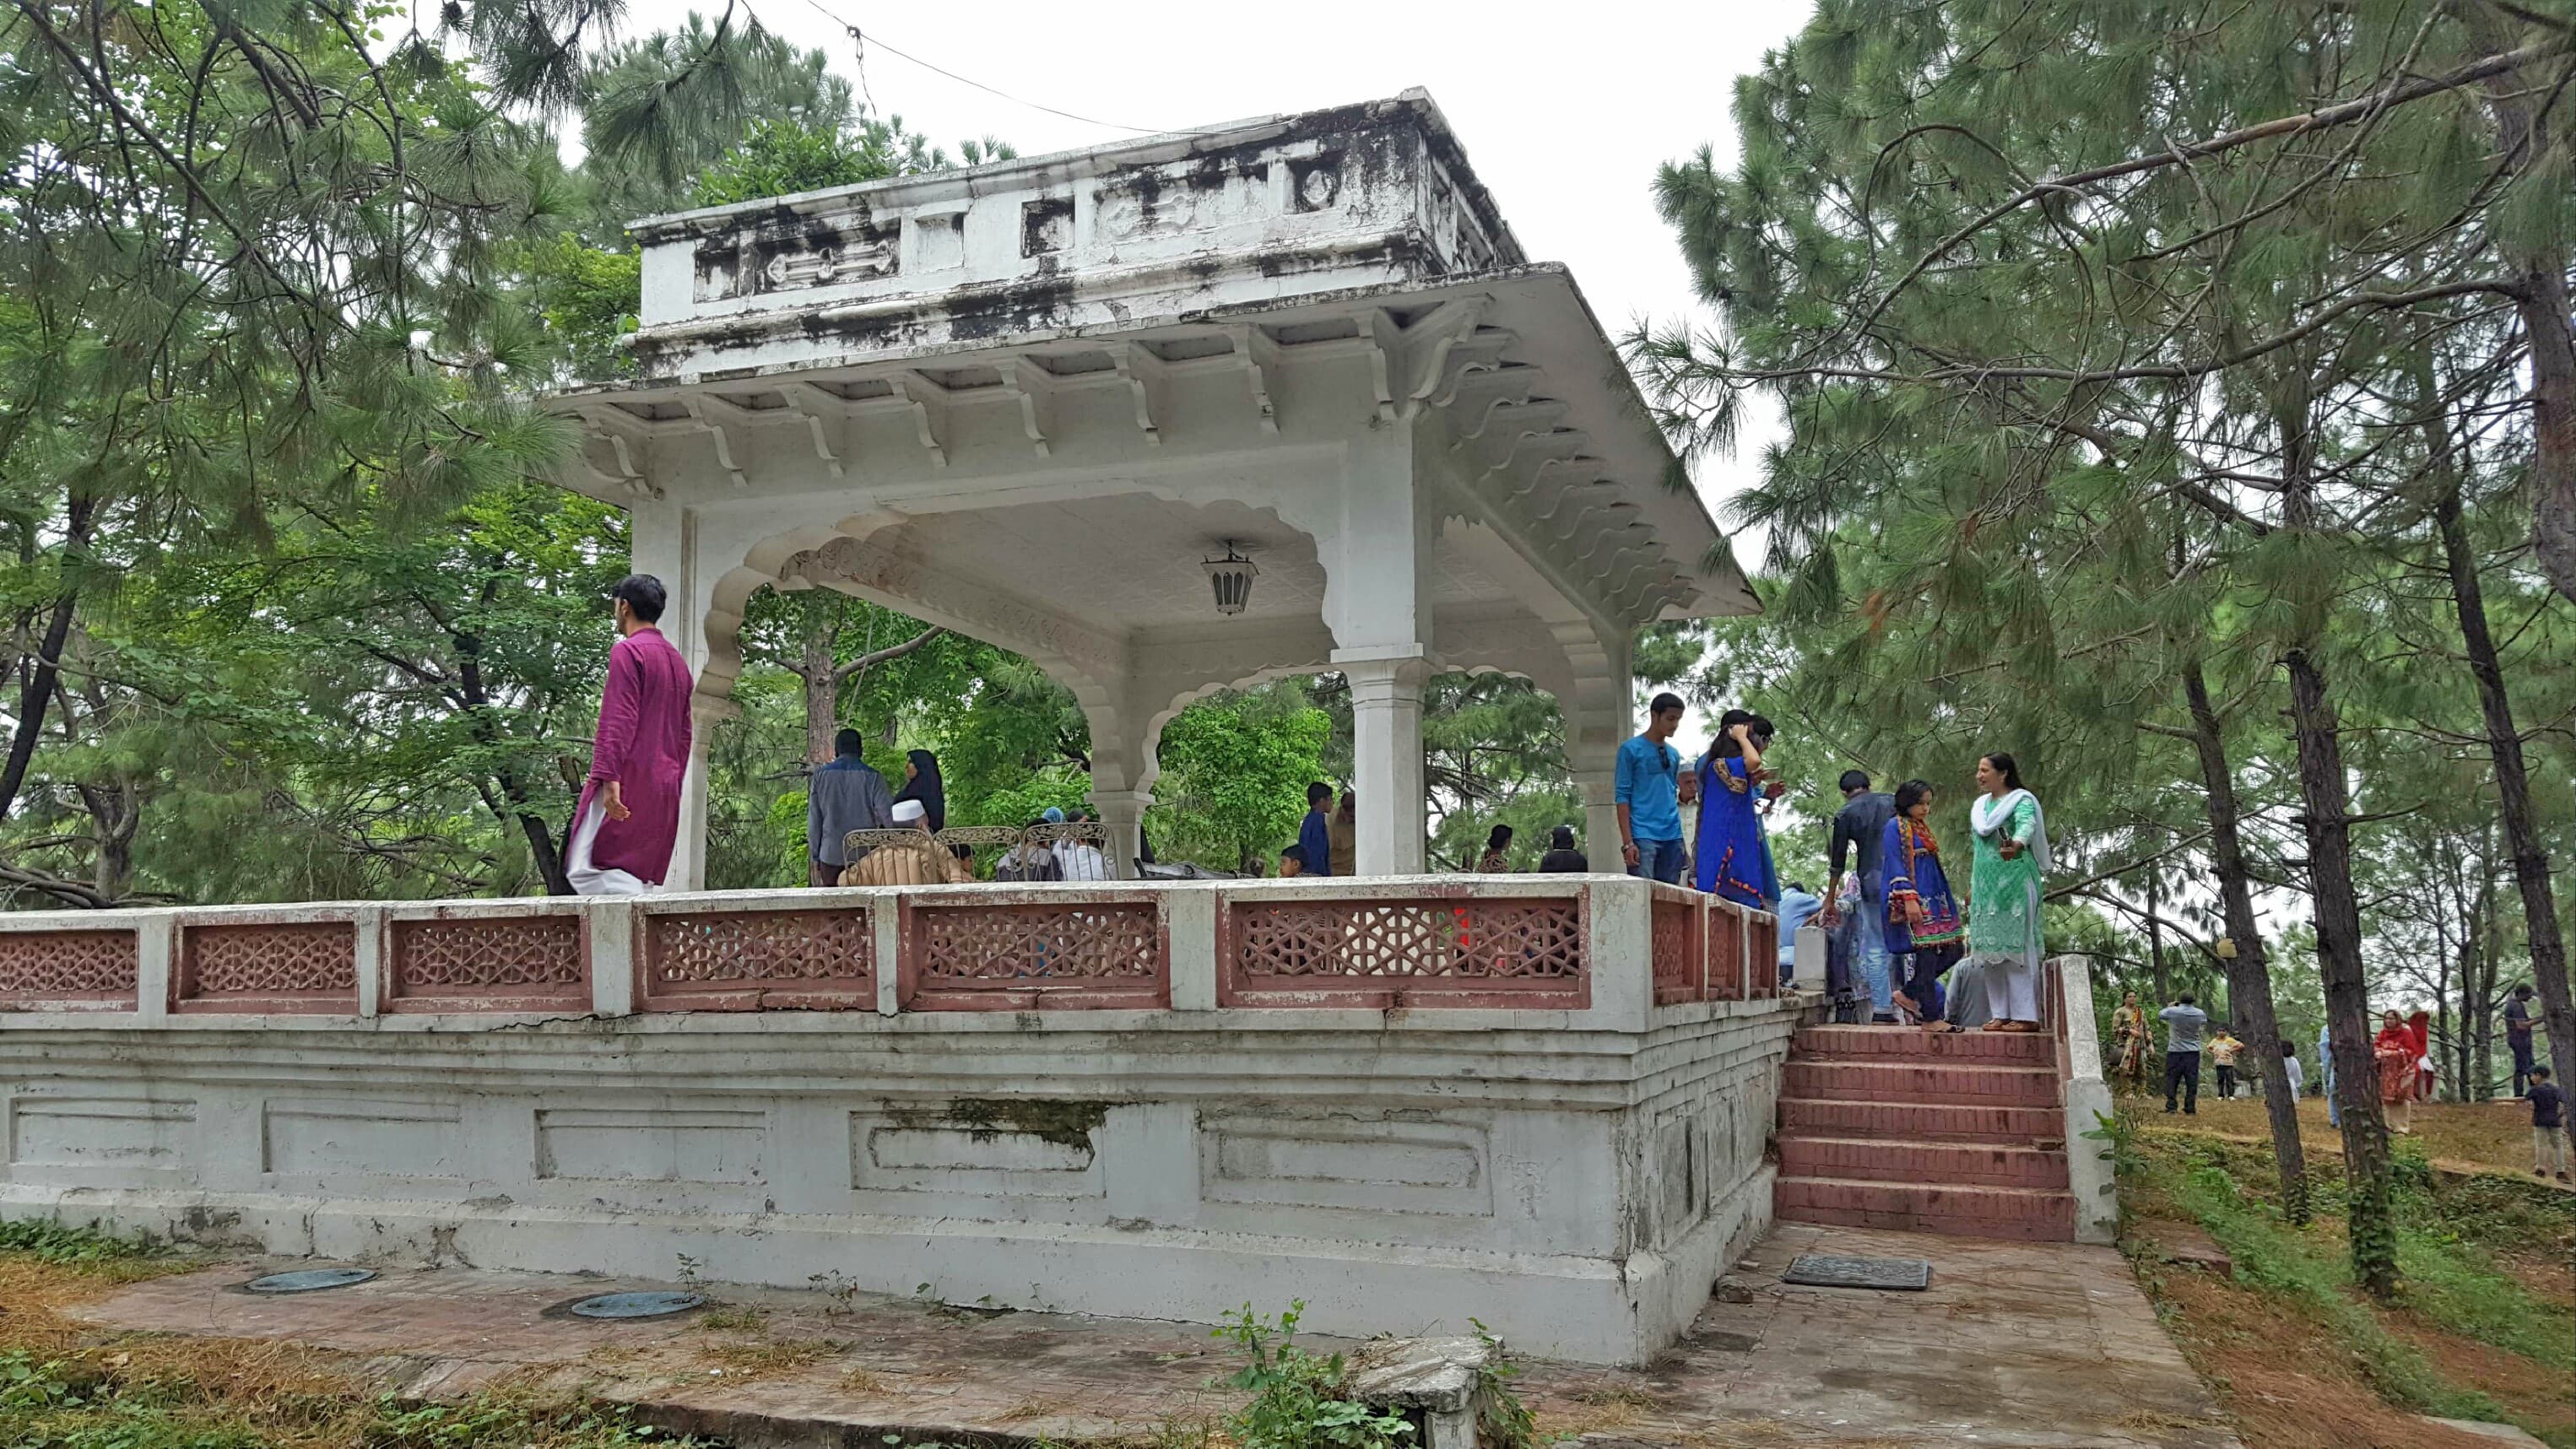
[[838, 798, 970, 885]]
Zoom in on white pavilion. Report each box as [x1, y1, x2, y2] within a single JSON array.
[[547, 89, 1757, 879]]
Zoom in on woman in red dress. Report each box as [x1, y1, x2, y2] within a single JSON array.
[[2374, 1009, 2420, 1134]]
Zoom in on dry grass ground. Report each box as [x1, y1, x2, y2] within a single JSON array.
[[2144, 1095, 2571, 1187], [0, 1229, 703, 1449], [2124, 1122, 2576, 1449]]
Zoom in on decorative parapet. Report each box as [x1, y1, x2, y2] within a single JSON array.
[[1219, 885, 1588, 1009], [385, 900, 590, 1014], [0, 926, 138, 1012], [0, 876, 1779, 1030], [898, 889, 1167, 1010], [1645, 885, 1778, 1006], [639, 896, 877, 1012], [619, 91, 1523, 383], [173, 912, 360, 1015]]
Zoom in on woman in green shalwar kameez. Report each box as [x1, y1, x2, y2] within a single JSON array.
[[1963, 751, 2049, 1033]]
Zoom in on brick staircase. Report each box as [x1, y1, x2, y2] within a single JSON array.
[[1772, 1025, 2076, 1241]]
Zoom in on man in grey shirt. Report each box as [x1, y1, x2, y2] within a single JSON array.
[[807, 729, 895, 885], [2160, 993, 2209, 1116]]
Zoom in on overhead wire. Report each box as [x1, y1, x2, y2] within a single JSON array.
[[793, 0, 1213, 137]]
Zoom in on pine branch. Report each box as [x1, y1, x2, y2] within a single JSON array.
[[1854, 37, 2573, 337], [831, 625, 944, 683]]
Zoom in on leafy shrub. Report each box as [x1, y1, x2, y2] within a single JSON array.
[[1215, 1303, 1414, 1449], [0, 1218, 159, 1265]]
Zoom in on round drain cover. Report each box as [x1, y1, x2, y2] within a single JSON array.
[[246, 1268, 376, 1294], [568, 1290, 705, 1320]]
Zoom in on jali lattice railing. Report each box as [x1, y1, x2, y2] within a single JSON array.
[[898, 895, 1166, 1009], [641, 906, 874, 1011], [1220, 892, 1588, 1009]]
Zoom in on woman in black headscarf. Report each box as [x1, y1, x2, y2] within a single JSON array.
[[891, 749, 946, 833]]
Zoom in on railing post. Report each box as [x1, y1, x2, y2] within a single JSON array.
[[1167, 885, 1217, 1011], [2051, 953, 2117, 1244], [353, 906, 386, 1019], [589, 899, 636, 1017], [874, 893, 902, 1016], [134, 914, 174, 1023], [1588, 876, 1651, 1028]]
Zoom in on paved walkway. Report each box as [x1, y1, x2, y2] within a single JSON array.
[[70, 1224, 2235, 1448]]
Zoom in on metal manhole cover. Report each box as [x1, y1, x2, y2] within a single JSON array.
[[246, 1268, 377, 1294], [568, 1291, 705, 1320], [1782, 1254, 1932, 1290]]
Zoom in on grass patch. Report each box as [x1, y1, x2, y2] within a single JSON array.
[[2, 1227, 718, 1449], [691, 1305, 766, 1333], [0, 1217, 164, 1268], [2157, 1146, 2500, 1419], [2132, 1119, 2575, 1448]]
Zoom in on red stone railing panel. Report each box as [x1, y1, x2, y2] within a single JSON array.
[[1220, 891, 1588, 1008], [641, 906, 874, 1011], [176, 921, 358, 1014], [898, 896, 1166, 1010], [1704, 900, 1745, 1001], [1745, 911, 1779, 1000], [387, 915, 588, 1013], [0, 928, 139, 1012], [1651, 889, 1702, 1006]]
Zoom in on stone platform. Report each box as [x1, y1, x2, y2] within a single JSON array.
[[64, 1223, 2237, 1448], [1, 875, 1790, 1365]]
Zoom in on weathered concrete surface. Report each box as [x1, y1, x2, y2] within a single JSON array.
[[69, 1223, 2236, 1448]]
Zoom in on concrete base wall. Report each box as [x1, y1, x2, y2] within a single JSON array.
[[0, 1003, 1794, 1364]]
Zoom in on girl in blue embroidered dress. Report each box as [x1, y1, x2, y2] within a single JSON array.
[[1693, 711, 1779, 909]]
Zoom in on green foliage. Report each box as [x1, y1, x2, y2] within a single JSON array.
[[2162, 1154, 2496, 1419], [1151, 690, 1334, 874], [1215, 1303, 1415, 1449], [1466, 1321, 1538, 1449], [0, 1219, 159, 1267]]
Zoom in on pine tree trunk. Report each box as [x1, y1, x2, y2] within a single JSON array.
[[2286, 646, 2398, 1297], [2182, 662, 2309, 1220], [2435, 490, 2576, 1149], [2146, 862, 2170, 1006], [801, 619, 837, 766]]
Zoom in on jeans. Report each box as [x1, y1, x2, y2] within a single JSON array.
[[2216, 1065, 2238, 1099], [1629, 836, 1686, 885], [2165, 1052, 2201, 1114], [2512, 1032, 2536, 1096], [1854, 927, 1893, 1019]]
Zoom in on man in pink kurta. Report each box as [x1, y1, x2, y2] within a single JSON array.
[[566, 575, 695, 895]]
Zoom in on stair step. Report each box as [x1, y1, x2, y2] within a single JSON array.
[[1778, 1096, 2060, 1144], [1778, 1133, 2070, 1189], [1774, 1174, 2076, 1242], [1792, 1025, 2055, 1063], [1783, 1058, 2060, 1106]]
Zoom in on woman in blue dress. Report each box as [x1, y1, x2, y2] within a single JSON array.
[[1880, 779, 1964, 1026], [1693, 711, 1778, 909]]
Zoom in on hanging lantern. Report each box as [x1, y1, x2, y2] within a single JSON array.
[[1204, 543, 1258, 616]]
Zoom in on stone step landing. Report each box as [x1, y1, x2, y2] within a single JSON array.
[[1791, 1025, 2055, 1062], [1773, 1175, 2079, 1242], [1776, 1133, 2070, 1190], [1782, 1058, 2060, 1106], [1773, 1025, 2076, 1241], [1777, 1095, 2060, 1144]]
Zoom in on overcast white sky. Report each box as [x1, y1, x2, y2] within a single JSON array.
[[615, 0, 1807, 753]]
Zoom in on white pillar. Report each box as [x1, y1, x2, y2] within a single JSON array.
[[630, 499, 712, 893], [1090, 787, 1152, 879], [1341, 652, 1430, 876], [1552, 622, 1632, 873], [673, 696, 728, 891]]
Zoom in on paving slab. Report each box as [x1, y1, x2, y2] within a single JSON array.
[[68, 1224, 2238, 1448]]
